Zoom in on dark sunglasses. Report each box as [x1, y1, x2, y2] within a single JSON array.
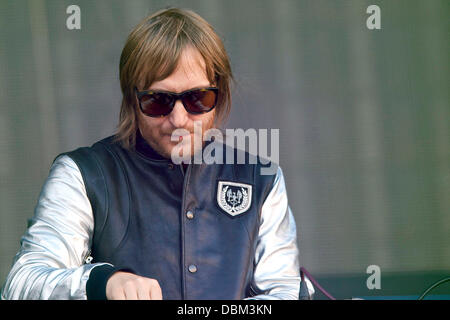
[[135, 86, 218, 117]]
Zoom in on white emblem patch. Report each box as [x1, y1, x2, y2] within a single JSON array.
[[217, 181, 252, 216]]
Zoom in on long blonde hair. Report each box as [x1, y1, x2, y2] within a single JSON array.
[[116, 7, 233, 149]]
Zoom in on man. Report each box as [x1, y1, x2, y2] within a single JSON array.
[[1, 8, 311, 300]]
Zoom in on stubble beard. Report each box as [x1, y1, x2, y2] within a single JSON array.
[[140, 114, 216, 161]]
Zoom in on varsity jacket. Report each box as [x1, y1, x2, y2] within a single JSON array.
[[1, 132, 312, 300]]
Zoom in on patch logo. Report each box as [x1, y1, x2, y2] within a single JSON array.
[[217, 181, 252, 216]]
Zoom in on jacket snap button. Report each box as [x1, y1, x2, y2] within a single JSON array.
[[186, 211, 194, 219], [168, 163, 174, 170], [188, 264, 197, 273]]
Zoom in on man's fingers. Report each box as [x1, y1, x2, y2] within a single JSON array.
[[137, 284, 151, 300], [150, 281, 163, 300], [106, 271, 162, 300], [123, 282, 138, 300], [109, 288, 126, 300]]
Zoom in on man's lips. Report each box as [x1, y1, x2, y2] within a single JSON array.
[[163, 132, 192, 142]]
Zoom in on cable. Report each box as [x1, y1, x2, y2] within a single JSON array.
[[300, 267, 337, 300], [301, 268, 449, 300], [418, 277, 450, 300]]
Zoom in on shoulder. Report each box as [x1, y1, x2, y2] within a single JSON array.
[[49, 154, 84, 184], [52, 153, 79, 170], [210, 139, 279, 173], [54, 135, 120, 164], [48, 135, 119, 187]]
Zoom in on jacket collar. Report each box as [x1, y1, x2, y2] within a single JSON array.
[[135, 130, 168, 161]]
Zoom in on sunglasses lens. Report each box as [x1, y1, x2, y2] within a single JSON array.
[[140, 93, 173, 117], [183, 89, 217, 114]]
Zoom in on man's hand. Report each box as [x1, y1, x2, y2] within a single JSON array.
[[106, 271, 163, 300]]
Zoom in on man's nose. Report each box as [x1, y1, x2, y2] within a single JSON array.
[[168, 99, 189, 128]]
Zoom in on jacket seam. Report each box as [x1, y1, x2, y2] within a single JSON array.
[[87, 149, 110, 246], [98, 142, 133, 259], [64, 151, 109, 252]]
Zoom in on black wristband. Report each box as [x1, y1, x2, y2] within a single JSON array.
[[86, 264, 118, 300]]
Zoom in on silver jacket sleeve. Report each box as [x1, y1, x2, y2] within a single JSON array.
[[245, 166, 314, 300], [0, 155, 111, 300]]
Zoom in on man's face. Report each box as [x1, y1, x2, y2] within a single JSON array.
[[137, 46, 216, 159]]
